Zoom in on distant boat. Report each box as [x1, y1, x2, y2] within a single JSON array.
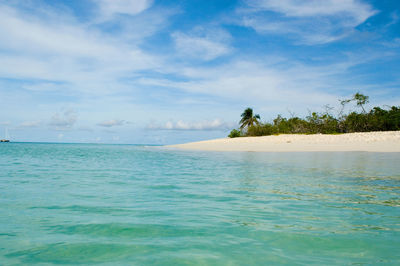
[[1, 127, 10, 142]]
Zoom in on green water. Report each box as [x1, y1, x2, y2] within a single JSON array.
[[0, 143, 399, 265]]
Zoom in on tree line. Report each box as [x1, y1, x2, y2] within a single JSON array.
[[229, 93, 400, 138]]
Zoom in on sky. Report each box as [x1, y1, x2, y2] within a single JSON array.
[[0, 0, 399, 144]]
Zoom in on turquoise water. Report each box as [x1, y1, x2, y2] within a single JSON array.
[[0, 143, 399, 265]]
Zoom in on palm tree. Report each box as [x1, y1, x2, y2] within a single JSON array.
[[240, 108, 260, 130]]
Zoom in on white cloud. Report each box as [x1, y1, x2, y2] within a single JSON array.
[[246, 0, 374, 19], [49, 110, 77, 131], [138, 54, 383, 116], [148, 119, 234, 131], [77, 126, 94, 132], [0, 1, 371, 116], [0, 5, 115, 57], [19, 121, 41, 128], [172, 28, 232, 61], [0, 3, 163, 95], [95, 0, 153, 18], [382, 38, 400, 48], [23, 82, 68, 92], [97, 119, 125, 127], [387, 11, 400, 27], [240, 0, 377, 44]]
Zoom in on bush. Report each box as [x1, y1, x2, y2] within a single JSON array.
[[342, 112, 369, 132], [247, 124, 277, 136], [228, 129, 241, 138], [287, 117, 309, 133]]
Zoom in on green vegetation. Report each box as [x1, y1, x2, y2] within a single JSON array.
[[228, 129, 242, 138], [228, 93, 400, 138]]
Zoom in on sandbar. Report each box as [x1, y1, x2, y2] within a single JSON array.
[[168, 131, 400, 152]]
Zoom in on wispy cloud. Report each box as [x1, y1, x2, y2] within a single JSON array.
[[245, 0, 375, 18], [95, 0, 153, 19], [147, 119, 233, 131], [172, 27, 232, 61], [22, 82, 68, 92], [97, 119, 125, 127], [19, 121, 41, 128], [239, 0, 377, 44], [0, 3, 163, 96], [138, 58, 356, 112], [77, 126, 94, 132]]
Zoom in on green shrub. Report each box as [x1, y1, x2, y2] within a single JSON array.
[[247, 124, 277, 136], [287, 117, 309, 133], [228, 129, 242, 138]]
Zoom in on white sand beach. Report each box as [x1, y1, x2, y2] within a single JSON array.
[[169, 131, 400, 152]]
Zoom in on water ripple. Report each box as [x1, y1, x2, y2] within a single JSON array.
[[1, 143, 399, 264]]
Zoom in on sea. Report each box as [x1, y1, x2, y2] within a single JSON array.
[[0, 142, 399, 265]]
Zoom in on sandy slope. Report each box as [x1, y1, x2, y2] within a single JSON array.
[[168, 131, 400, 152]]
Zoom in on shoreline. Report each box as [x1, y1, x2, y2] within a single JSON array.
[[168, 131, 400, 152]]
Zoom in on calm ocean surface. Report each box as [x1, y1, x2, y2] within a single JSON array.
[[0, 143, 399, 265]]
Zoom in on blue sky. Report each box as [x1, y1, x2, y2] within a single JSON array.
[[0, 0, 399, 144]]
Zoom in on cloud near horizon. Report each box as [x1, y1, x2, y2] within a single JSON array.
[[147, 119, 234, 131], [97, 119, 126, 127], [48, 110, 77, 131], [19, 121, 41, 128]]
